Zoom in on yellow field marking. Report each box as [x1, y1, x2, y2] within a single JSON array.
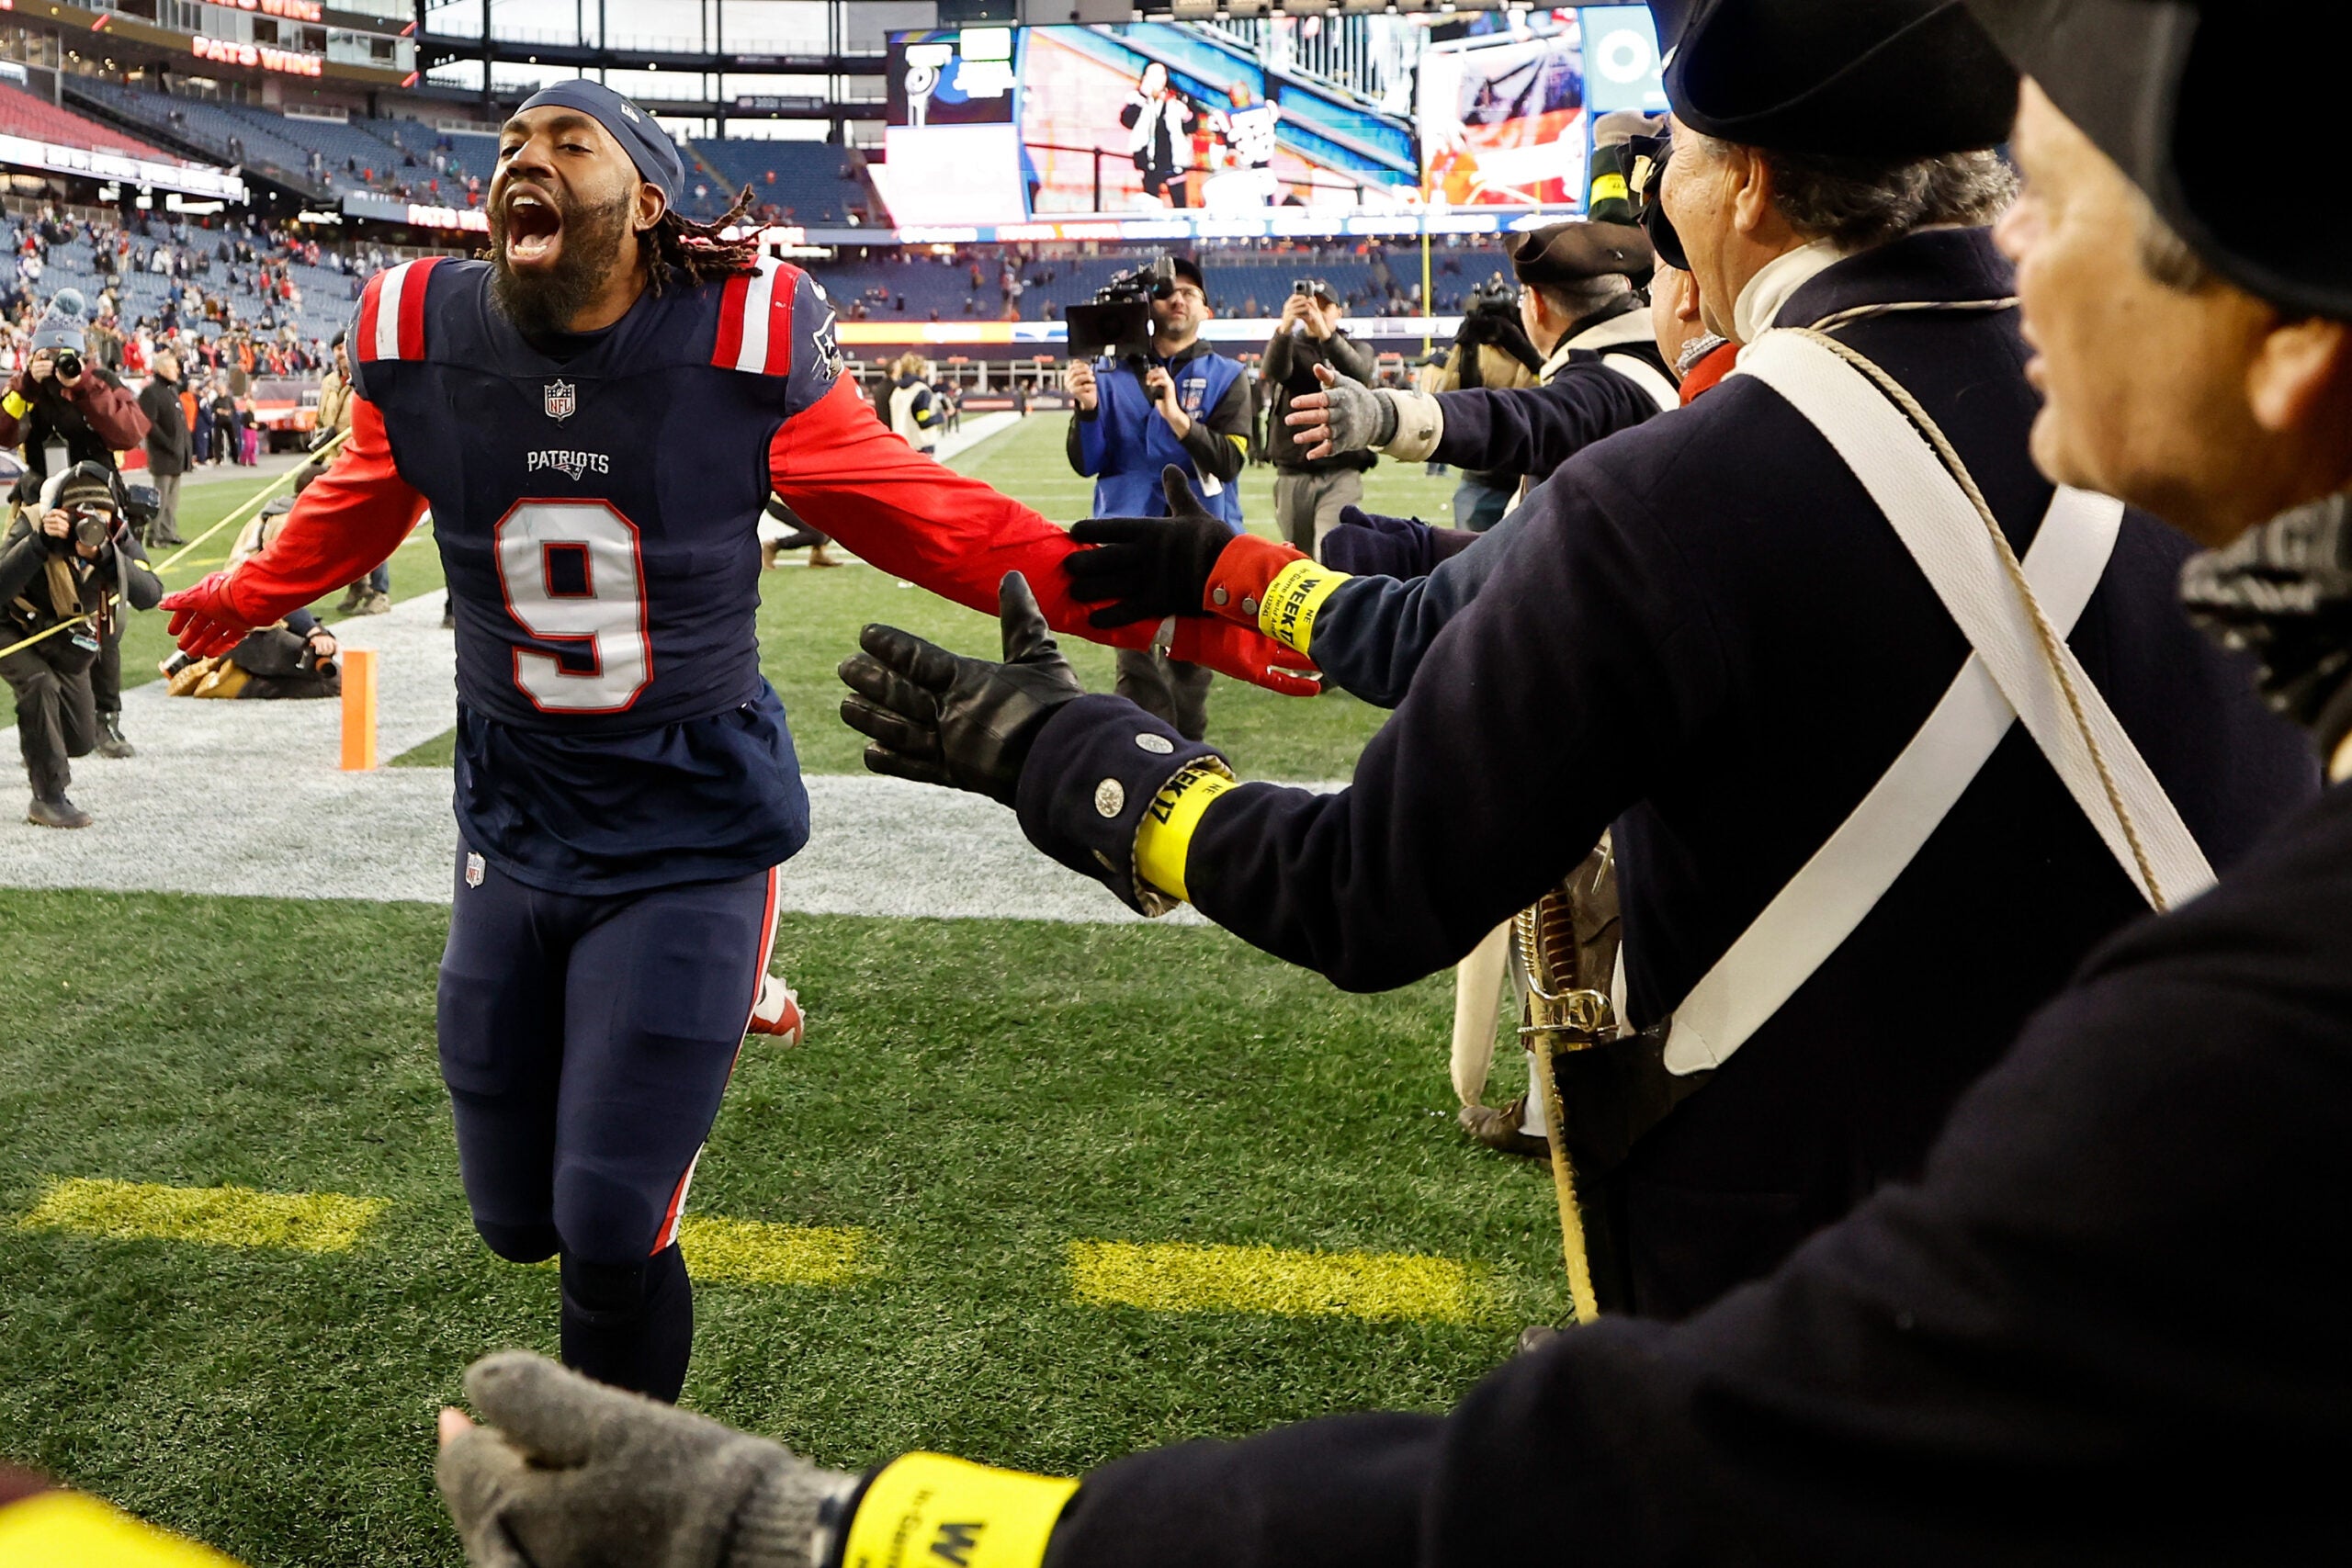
[[1069, 1240, 1488, 1324], [18, 1177, 389, 1254], [678, 1217, 876, 1287]]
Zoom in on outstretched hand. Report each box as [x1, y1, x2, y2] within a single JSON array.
[[435, 1349, 854, 1568], [1283, 363, 1388, 460], [1317, 505, 1445, 579], [1064, 466, 1236, 627], [158, 571, 254, 658], [839, 571, 1086, 806]]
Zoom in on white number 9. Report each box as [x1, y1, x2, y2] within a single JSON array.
[[494, 500, 652, 713]]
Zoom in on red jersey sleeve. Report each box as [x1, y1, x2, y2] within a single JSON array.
[[768, 378, 1319, 695], [224, 395, 428, 626], [770, 377, 1151, 647]]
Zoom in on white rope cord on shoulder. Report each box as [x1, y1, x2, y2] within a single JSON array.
[[1791, 325, 2170, 910]]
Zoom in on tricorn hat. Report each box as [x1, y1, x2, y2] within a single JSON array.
[[1967, 0, 2352, 320], [1661, 0, 2018, 155], [1512, 221, 1656, 291]]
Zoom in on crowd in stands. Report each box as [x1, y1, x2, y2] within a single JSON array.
[[61, 80, 877, 225], [819, 237, 1514, 323], [1, 208, 381, 469]]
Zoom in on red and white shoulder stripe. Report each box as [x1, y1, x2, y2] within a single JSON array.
[[355, 256, 443, 365], [713, 231, 801, 378]]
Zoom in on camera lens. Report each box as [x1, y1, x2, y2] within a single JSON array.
[[73, 513, 110, 549], [54, 350, 83, 379]]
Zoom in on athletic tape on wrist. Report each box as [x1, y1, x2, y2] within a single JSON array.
[[1257, 558, 1348, 655], [840, 1453, 1079, 1568], [1135, 761, 1238, 904]]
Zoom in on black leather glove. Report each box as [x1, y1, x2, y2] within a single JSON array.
[[838, 571, 1084, 806], [1317, 505, 1444, 578], [1063, 466, 1234, 628]]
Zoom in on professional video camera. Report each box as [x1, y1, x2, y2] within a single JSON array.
[[1066, 256, 1177, 363]]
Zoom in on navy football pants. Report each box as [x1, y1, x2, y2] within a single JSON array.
[[435, 843, 779, 1270]]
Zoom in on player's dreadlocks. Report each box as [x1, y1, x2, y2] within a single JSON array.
[[645, 186, 763, 296]]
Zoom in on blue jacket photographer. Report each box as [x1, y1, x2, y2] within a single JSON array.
[[1063, 255, 1250, 738], [0, 462, 163, 829], [1063, 255, 1249, 525]]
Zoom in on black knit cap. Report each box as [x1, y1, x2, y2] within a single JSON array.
[[1512, 220, 1656, 290], [1968, 0, 2352, 320], [1660, 0, 2018, 155], [46, 461, 117, 515]]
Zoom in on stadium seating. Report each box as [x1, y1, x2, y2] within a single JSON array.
[[1, 83, 177, 164], [694, 141, 871, 227]]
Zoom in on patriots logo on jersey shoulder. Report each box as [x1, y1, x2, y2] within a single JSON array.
[[543, 379, 576, 422], [810, 310, 844, 382]]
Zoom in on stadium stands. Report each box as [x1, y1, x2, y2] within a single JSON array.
[[694, 141, 872, 227], [64, 82, 485, 206], [1, 83, 178, 164], [807, 242, 1512, 322]]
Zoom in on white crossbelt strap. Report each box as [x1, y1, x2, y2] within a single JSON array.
[[1665, 331, 2213, 1076], [1600, 352, 1680, 413]]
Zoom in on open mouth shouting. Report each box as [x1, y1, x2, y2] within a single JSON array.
[[501, 186, 565, 270]]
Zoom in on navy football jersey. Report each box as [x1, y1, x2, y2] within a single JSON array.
[[345, 250, 842, 894], [209, 242, 1314, 897]]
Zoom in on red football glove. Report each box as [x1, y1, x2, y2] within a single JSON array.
[[1168, 615, 1322, 698], [159, 571, 257, 658]]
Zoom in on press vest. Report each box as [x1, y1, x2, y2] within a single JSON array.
[[1075, 349, 1244, 529]]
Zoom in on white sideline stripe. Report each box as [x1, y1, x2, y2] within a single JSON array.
[[0, 589, 1339, 923]]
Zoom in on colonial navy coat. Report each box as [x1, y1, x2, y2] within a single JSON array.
[[1019, 228, 2316, 1316]]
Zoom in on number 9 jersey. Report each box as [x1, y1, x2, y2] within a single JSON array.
[[215, 243, 1306, 897], [202, 242, 1288, 893]]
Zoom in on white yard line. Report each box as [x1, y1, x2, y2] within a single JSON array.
[[5, 418, 1336, 929], [0, 584, 1268, 925]]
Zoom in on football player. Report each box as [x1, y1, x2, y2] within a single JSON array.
[[159, 81, 1308, 1404]]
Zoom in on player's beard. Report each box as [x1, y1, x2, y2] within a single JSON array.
[[487, 186, 635, 341]]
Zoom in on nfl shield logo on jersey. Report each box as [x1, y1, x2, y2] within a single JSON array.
[[465, 852, 486, 888], [543, 379, 576, 423]]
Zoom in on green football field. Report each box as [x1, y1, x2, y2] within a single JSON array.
[[0, 418, 1560, 1565]]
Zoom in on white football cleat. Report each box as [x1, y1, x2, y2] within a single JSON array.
[[747, 974, 805, 1044]]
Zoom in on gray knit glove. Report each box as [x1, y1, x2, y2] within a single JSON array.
[[437, 1351, 858, 1568], [1287, 367, 1397, 457]]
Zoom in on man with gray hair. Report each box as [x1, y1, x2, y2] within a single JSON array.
[[432, 5, 2352, 1562], [922, 0, 2317, 1321]]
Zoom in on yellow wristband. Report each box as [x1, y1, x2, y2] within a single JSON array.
[[1257, 558, 1348, 656], [0, 1491, 241, 1566], [1134, 761, 1237, 904], [842, 1453, 1079, 1568], [2, 390, 30, 420]]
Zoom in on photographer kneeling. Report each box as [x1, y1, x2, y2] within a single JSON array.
[[163, 497, 342, 701], [0, 288, 153, 761], [0, 464, 163, 829]]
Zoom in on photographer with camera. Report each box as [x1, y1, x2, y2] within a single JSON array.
[[1, 288, 154, 761], [1429, 273, 1544, 531], [0, 463, 163, 828], [1262, 279, 1376, 557], [1063, 254, 1249, 738], [163, 496, 343, 701]]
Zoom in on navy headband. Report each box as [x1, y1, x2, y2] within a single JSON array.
[[513, 79, 684, 208]]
